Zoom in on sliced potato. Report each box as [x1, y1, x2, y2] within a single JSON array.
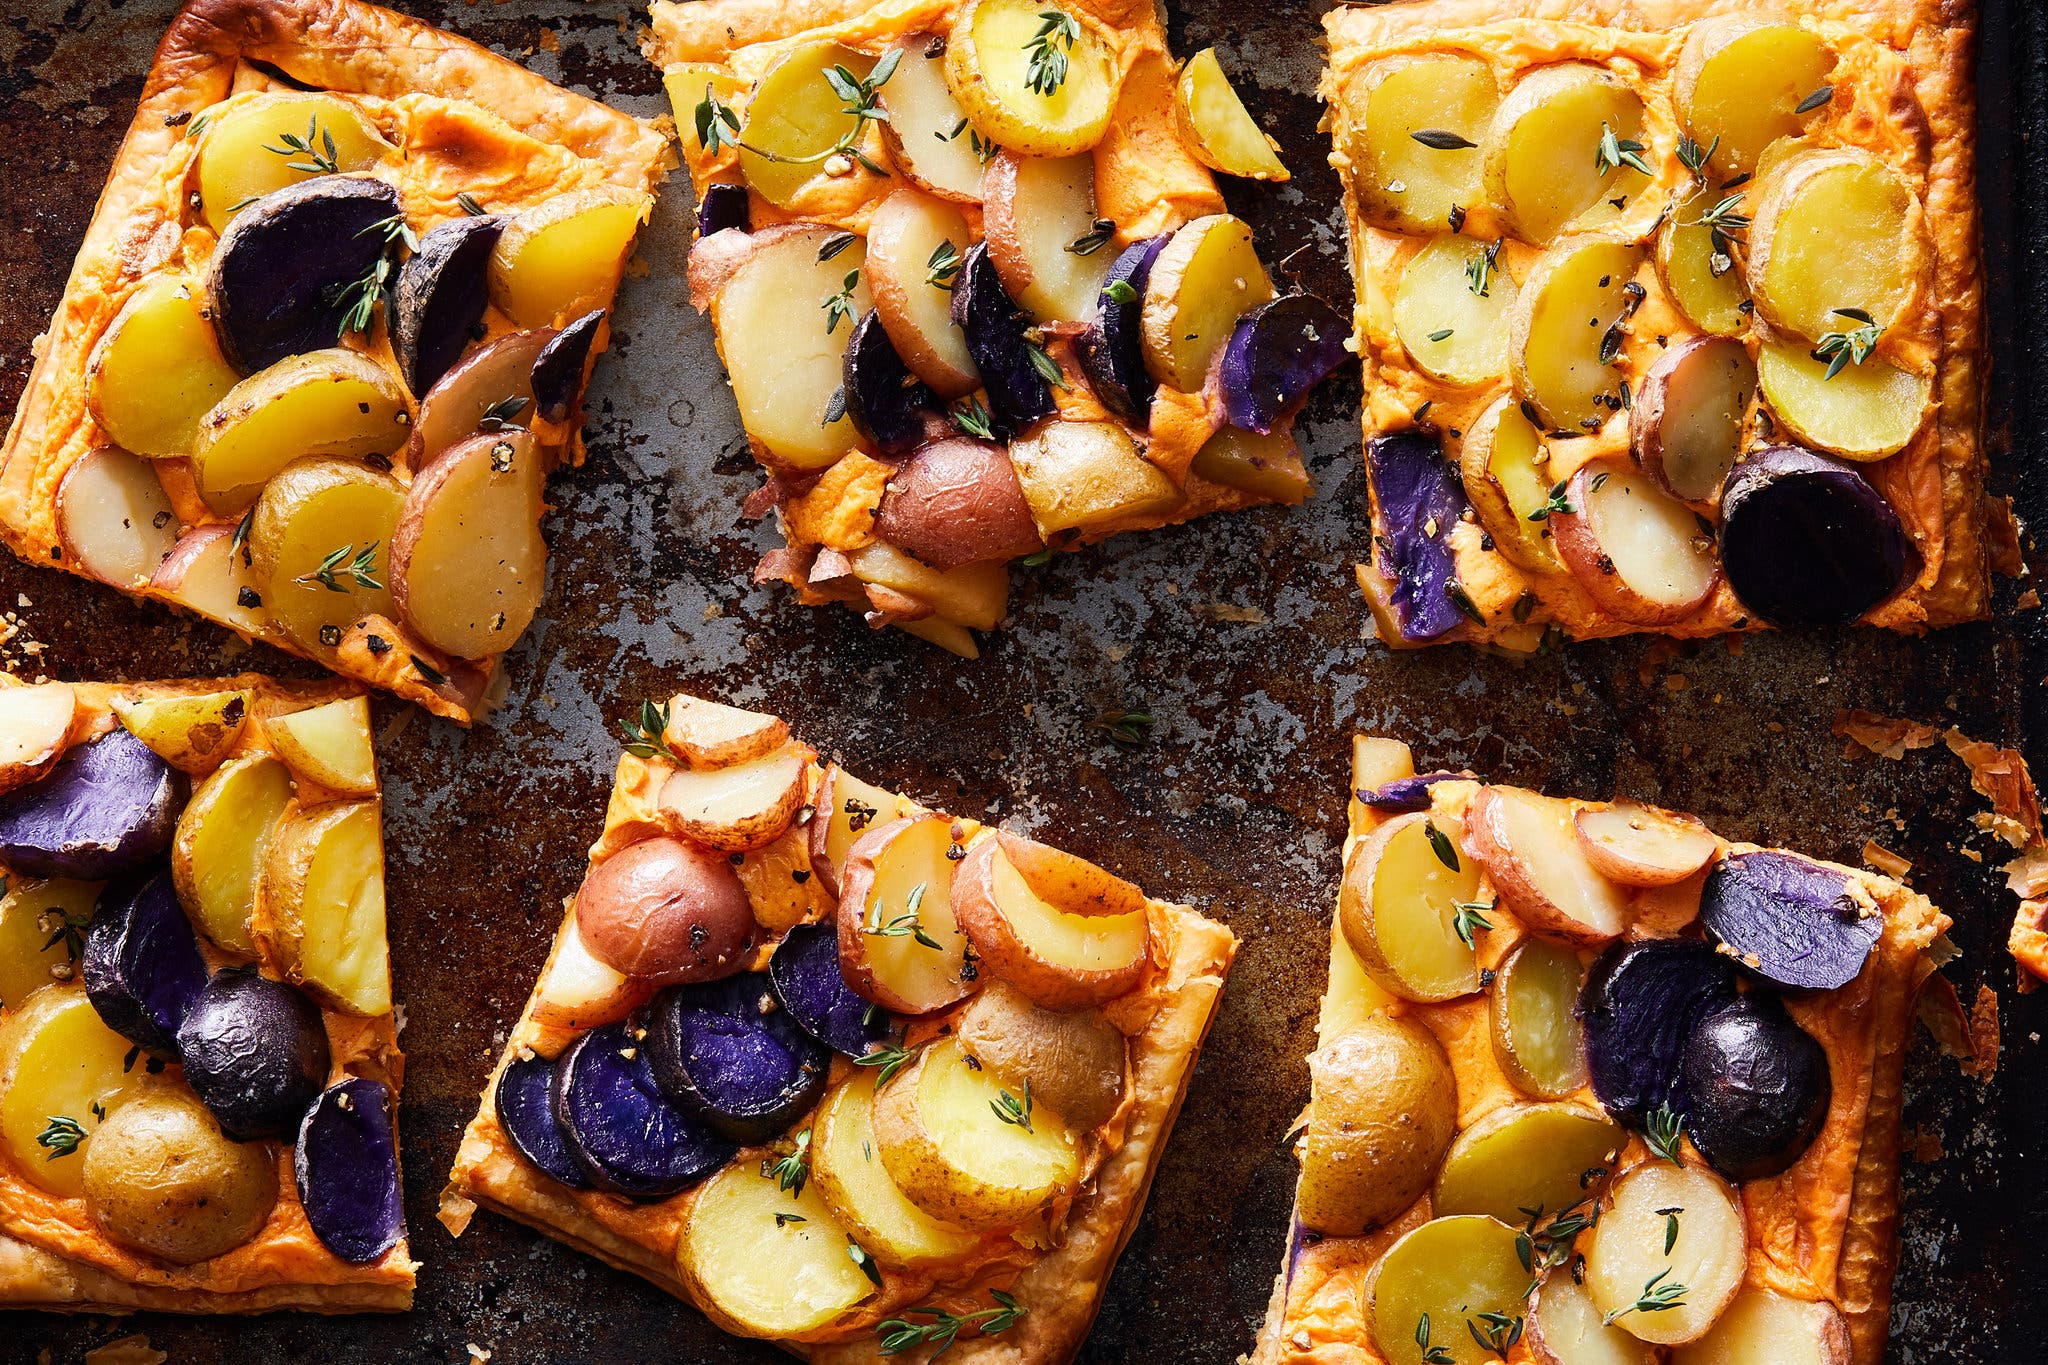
[[893, 615, 980, 657], [56, 446, 177, 588], [836, 815, 974, 1015], [1675, 18, 1835, 177], [1340, 55, 1498, 233], [1141, 215, 1274, 391], [410, 328, 550, 470], [878, 35, 992, 201], [737, 42, 880, 210], [1367, 1215, 1531, 1365], [194, 92, 388, 231], [1510, 238, 1643, 432], [259, 799, 390, 1015], [530, 913, 649, 1031], [872, 1035, 1080, 1230], [1188, 424, 1311, 504], [1393, 236, 1518, 387], [983, 151, 1113, 324], [490, 186, 648, 328], [1632, 337, 1755, 506], [1572, 801, 1717, 886], [944, 0, 1117, 158], [812, 1073, 982, 1268], [247, 458, 404, 655], [1657, 218, 1750, 338], [712, 224, 871, 470], [659, 740, 809, 854], [846, 541, 1009, 629], [951, 835, 1148, 1008], [149, 524, 271, 639], [994, 830, 1147, 918], [1298, 1015, 1457, 1236], [955, 980, 1127, 1130], [388, 429, 546, 661], [1490, 936, 1589, 1099], [1174, 48, 1288, 181], [1755, 337, 1930, 461], [865, 189, 980, 397], [0, 878, 96, 1008], [191, 349, 410, 514], [1465, 786, 1628, 945], [85, 275, 238, 459], [1483, 64, 1649, 244], [1337, 810, 1485, 1003], [1432, 1102, 1625, 1225], [1007, 418, 1181, 536], [1550, 459, 1721, 624], [661, 696, 789, 769], [265, 695, 377, 796], [1529, 1273, 1658, 1365], [1584, 1160, 1747, 1345], [1746, 148, 1922, 341], [174, 753, 294, 956], [0, 683, 75, 794], [0, 987, 157, 1197], [1669, 1287, 1852, 1365], [1460, 393, 1561, 573], [810, 764, 912, 896], [676, 1160, 875, 1337], [111, 687, 247, 775]]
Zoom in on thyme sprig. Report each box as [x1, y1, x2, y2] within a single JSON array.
[[925, 239, 962, 289], [878, 1290, 1025, 1356], [1644, 1101, 1686, 1164], [296, 542, 381, 593], [1468, 1310, 1525, 1357], [1410, 128, 1478, 151], [1527, 480, 1574, 522], [1451, 898, 1495, 949], [1603, 1268, 1688, 1324], [334, 213, 417, 339], [1423, 820, 1460, 871], [1067, 217, 1116, 256], [1595, 122, 1654, 178], [268, 116, 340, 175], [1676, 134, 1718, 179], [1024, 10, 1082, 97], [823, 269, 862, 334], [1093, 707, 1154, 748], [1464, 237, 1504, 297], [990, 1079, 1034, 1132], [868, 883, 943, 950], [620, 699, 685, 764], [944, 116, 999, 163], [763, 1128, 811, 1197], [38, 903, 89, 965], [1811, 307, 1882, 380], [1415, 1313, 1456, 1365], [37, 1114, 89, 1160], [950, 395, 995, 440], [853, 1042, 913, 1086]]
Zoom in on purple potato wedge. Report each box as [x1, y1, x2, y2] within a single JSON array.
[[1367, 429, 1475, 643], [390, 213, 504, 397], [1578, 938, 1738, 1129], [950, 243, 1053, 438], [494, 1052, 591, 1190], [295, 1076, 405, 1264], [1074, 236, 1167, 426], [843, 309, 943, 456], [551, 1020, 737, 1198], [1718, 446, 1916, 628], [1679, 993, 1831, 1181], [82, 866, 208, 1057], [1220, 294, 1349, 435], [645, 973, 832, 1143], [206, 174, 404, 373], [531, 308, 606, 422], [767, 921, 892, 1058], [874, 436, 1045, 571], [1698, 850, 1880, 990], [698, 183, 751, 237], [0, 727, 186, 880], [177, 968, 331, 1142], [1356, 771, 1467, 812]]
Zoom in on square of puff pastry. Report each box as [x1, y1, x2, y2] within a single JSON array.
[[442, 691, 1237, 1361], [1322, 0, 1992, 651], [0, 0, 672, 724], [0, 675, 409, 1314], [1250, 734, 1954, 1365], [643, 0, 1319, 660]]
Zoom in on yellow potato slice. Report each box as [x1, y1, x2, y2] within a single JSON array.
[[1189, 424, 1311, 504], [1483, 63, 1649, 244], [389, 430, 546, 661], [1174, 48, 1287, 181], [1676, 18, 1835, 177], [259, 799, 390, 1016], [490, 186, 649, 328], [865, 189, 980, 397], [1006, 419, 1182, 537], [0, 879, 96, 1010], [812, 1073, 982, 1268], [191, 349, 410, 515], [1368, 1215, 1531, 1365], [1755, 338, 1931, 461], [1657, 216, 1749, 338], [893, 615, 980, 657], [811, 765, 912, 896], [737, 42, 883, 210], [676, 1161, 875, 1337], [944, 0, 1117, 158], [85, 275, 239, 459], [1460, 393, 1561, 573], [1509, 237, 1644, 432], [112, 688, 248, 775], [1340, 55, 1498, 234], [983, 151, 1114, 323], [0, 683, 75, 794], [1141, 214, 1275, 391], [194, 92, 389, 231], [530, 913, 649, 1032], [1432, 1102, 1625, 1224], [952, 837, 1148, 1008], [410, 329, 550, 471], [837, 815, 974, 1015], [1490, 936, 1589, 1100], [56, 447, 178, 589], [1298, 1015, 1456, 1235], [265, 696, 377, 795], [1529, 1273, 1658, 1365], [876, 35, 991, 202], [1584, 1161, 1747, 1345], [247, 458, 404, 655], [174, 753, 294, 956], [1393, 236, 1518, 388], [659, 740, 810, 853], [1746, 148, 1922, 341], [1670, 1287, 1852, 1365], [0, 987, 157, 1197], [1337, 810, 1484, 1002], [846, 542, 1009, 629], [149, 524, 271, 640]]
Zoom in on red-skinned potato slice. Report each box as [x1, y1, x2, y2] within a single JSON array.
[[866, 190, 980, 397], [1550, 459, 1720, 625], [809, 765, 912, 896], [661, 696, 790, 769], [993, 830, 1146, 917], [951, 835, 1148, 1008], [874, 438, 1044, 571], [982, 151, 1114, 324], [389, 429, 547, 661], [409, 328, 552, 470], [574, 836, 756, 984], [531, 911, 655, 1030], [835, 815, 974, 1014], [149, 523, 271, 639], [685, 222, 813, 314], [1632, 336, 1756, 506], [56, 447, 177, 588], [1573, 802, 1720, 887], [660, 740, 811, 853], [0, 684, 76, 794], [876, 35, 989, 203], [1467, 785, 1629, 945]]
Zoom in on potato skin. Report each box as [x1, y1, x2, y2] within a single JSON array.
[[955, 980, 1128, 1129], [82, 1088, 278, 1265], [1296, 1015, 1457, 1236], [951, 835, 1147, 1009], [875, 439, 1044, 572], [574, 836, 756, 984]]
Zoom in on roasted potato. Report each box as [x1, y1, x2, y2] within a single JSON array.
[[1006, 418, 1181, 538], [1745, 147, 1923, 341], [811, 1073, 981, 1268], [1459, 393, 1561, 573], [56, 446, 179, 589], [0, 682, 76, 794], [659, 740, 810, 853], [836, 815, 974, 1015], [1668, 1287, 1852, 1365], [388, 429, 547, 661], [1675, 18, 1835, 177], [190, 349, 410, 515], [490, 186, 649, 328], [1482, 63, 1648, 244], [172, 754, 292, 957], [676, 1162, 875, 1336], [1464, 785, 1630, 944], [1431, 1102, 1625, 1225], [1338, 55, 1497, 234], [85, 274, 238, 459], [529, 911, 652, 1032], [1368, 1215, 1532, 1365], [944, 0, 1117, 158], [1631, 336, 1756, 506], [246, 458, 405, 656], [1393, 236, 1518, 388], [1509, 238, 1644, 432], [955, 979, 1127, 1129], [1174, 48, 1287, 181], [1754, 338, 1930, 461], [865, 189, 981, 397], [572, 835, 755, 985], [983, 151, 1114, 324], [847, 542, 1011, 629], [1337, 811, 1484, 1003], [81, 1087, 278, 1264], [951, 835, 1149, 1008], [1584, 1160, 1747, 1345], [0, 986, 158, 1197], [1296, 1015, 1458, 1236], [737, 42, 884, 210], [264, 696, 376, 796], [194, 92, 389, 232], [1142, 215, 1275, 392], [875, 35, 989, 202], [259, 799, 391, 1015], [112, 688, 248, 777], [1548, 459, 1721, 624]]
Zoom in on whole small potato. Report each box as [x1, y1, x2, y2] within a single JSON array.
[[82, 1088, 278, 1264], [874, 438, 1044, 571], [1297, 1014, 1457, 1236], [955, 980, 1128, 1130], [575, 836, 756, 984]]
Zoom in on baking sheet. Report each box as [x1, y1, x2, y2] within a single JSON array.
[[0, 0, 2040, 1359]]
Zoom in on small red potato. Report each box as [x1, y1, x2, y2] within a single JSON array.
[[1573, 801, 1720, 887], [875, 438, 1044, 571], [574, 836, 756, 984], [1465, 785, 1630, 945]]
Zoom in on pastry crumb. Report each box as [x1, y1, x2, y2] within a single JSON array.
[[85, 1336, 166, 1365]]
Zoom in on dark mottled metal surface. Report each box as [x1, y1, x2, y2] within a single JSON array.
[[0, 0, 2041, 1360]]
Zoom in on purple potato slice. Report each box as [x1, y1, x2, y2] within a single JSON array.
[[1356, 771, 1467, 812], [494, 1052, 590, 1190], [206, 174, 404, 373], [531, 308, 606, 422], [768, 921, 892, 1058], [1219, 294, 1349, 435], [390, 213, 504, 397], [1578, 938, 1738, 1129], [645, 972, 832, 1142], [950, 242, 1053, 438], [177, 968, 331, 1141], [1718, 446, 1916, 628], [1698, 850, 1880, 990], [1074, 235, 1167, 426], [843, 309, 942, 456], [698, 183, 751, 237], [1366, 429, 1474, 643], [82, 866, 208, 1057], [551, 1020, 737, 1198], [295, 1076, 404, 1264], [1679, 993, 1831, 1181], [0, 727, 186, 880]]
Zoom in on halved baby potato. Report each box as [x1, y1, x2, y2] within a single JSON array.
[[1490, 936, 1589, 1099], [1549, 459, 1720, 625], [1338, 810, 1485, 1003], [712, 224, 872, 469], [1657, 217, 1750, 338], [994, 830, 1147, 917], [1669, 1287, 1852, 1365], [1745, 148, 1923, 341], [983, 151, 1114, 324], [810, 763, 912, 896], [410, 328, 550, 470], [1460, 393, 1561, 573], [951, 834, 1149, 1008], [847, 543, 1011, 631], [0, 986, 158, 1197], [1483, 64, 1649, 245], [1368, 1214, 1531, 1365], [955, 979, 1127, 1130], [1393, 236, 1518, 388], [1432, 1102, 1625, 1225], [1340, 55, 1497, 234], [81, 1086, 278, 1265], [0, 683, 75, 794], [191, 349, 410, 514], [259, 798, 391, 1016], [174, 752, 293, 955], [1510, 238, 1643, 432], [56, 447, 178, 589], [150, 524, 270, 639], [837, 814, 974, 1014], [112, 687, 246, 775], [944, 0, 1117, 158], [1572, 801, 1718, 886], [85, 275, 239, 459], [1676, 18, 1836, 177], [676, 1160, 875, 1337], [877, 34, 989, 202], [1755, 338, 1930, 461], [661, 696, 789, 769], [866, 189, 980, 396], [1298, 1014, 1457, 1236], [1584, 1160, 1747, 1345], [739, 42, 881, 210], [1528, 1273, 1658, 1365], [265, 696, 377, 796], [388, 429, 546, 661], [660, 740, 810, 853], [1465, 785, 1629, 945], [812, 1072, 982, 1268], [247, 458, 404, 655], [1174, 48, 1287, 181], [194, 91, 389, 232], [490, 186, 647, 328], [1006, 419, 1182, 537], [872, 1035, 1080, 1230], [1632, 337, 1755, 506], [0, 878, 96, 1008], [1142, 215, 1275, 391]]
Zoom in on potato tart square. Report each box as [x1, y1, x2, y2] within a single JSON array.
[[0, 675, 409, 1313], [644, 0, 1341, 658], [0, 0, 672, 723], [1250, 734, 1953, 1365], [1321, 0, 1992, 649], [442, 691, 1237, 1360]]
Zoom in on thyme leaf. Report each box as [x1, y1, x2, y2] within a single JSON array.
[[619, 698, 684, 764], [1410, 129, 1478, 151], [1595, 122, 1654, 178], [1024, 10, 1081, 98], [877, 1290, 1025, 1355]]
